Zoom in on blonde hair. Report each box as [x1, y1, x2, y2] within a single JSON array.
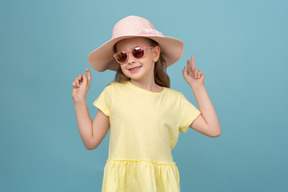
[[113, 38, 170, 88]]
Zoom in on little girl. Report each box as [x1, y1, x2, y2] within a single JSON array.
[[72, 15, 221, 192]]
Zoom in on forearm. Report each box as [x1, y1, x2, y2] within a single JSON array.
[[191, 84, 221, 132], [73, 99, 93, 147]]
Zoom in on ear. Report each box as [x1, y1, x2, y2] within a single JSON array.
[[152, 46, 161, 62]]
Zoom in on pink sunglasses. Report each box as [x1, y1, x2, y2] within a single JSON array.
[[113, 46, 154, 64]]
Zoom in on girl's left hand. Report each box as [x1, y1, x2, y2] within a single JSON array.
[[182, 55, 205, 87]]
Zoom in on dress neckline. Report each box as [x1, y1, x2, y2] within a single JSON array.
[[126, 81, 167, 95]]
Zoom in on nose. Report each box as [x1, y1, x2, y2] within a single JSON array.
[[126, 53, 136, 65]]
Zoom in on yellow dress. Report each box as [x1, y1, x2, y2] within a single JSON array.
[[93, 81, 201, 192]]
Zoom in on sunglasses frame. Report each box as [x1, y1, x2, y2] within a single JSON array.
[[113, 46, 155, 65]]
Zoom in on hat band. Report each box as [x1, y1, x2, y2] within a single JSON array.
[[137, 29, 164, 36]]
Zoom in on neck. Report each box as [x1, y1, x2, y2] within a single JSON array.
[[130, 78, 162, 92]]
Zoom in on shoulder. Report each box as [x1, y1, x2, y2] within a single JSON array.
[[103, 81, 130, 94], [99, 82, 118, 94], [108, 81, 129, 89], [164, 87, 183, 97], [162, 88, 186, 103]]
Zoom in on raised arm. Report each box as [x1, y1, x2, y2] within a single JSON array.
[[182, 56, 221, 137], [72, 67, 110, 149]]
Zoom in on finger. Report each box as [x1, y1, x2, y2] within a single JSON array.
[[82, 74, 87, 85], [72, 81, 77, 88], [83, 74, 88, 82], [76, 75, 83, 87], [194, 69, 199, 78], [187, 60, 192, 75], [86, 67, 92, 84], [200, 71, 205, 79], [75, 77, 80, 87], [191, 55, 196, 71], [73, 80, 80, 88], [182, 66, 187, 77], [198, 71, 202, 79]]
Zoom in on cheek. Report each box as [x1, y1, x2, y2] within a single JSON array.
[[120, 65, 129, 75], [143, 58, 155, 68], [120, 65, 126, 71]]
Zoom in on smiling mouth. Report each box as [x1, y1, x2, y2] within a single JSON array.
[[128, 66, 142, 73]]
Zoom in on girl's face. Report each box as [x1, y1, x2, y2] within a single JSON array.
[[115, 37, 160, 82]]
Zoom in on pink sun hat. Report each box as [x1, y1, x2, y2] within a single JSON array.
[[88, 15, 184, 72]]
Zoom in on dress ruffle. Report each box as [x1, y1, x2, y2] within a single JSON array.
[[101, 159, 180, 192]]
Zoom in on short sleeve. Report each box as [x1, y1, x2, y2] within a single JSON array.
[[93, 84, 113, 116], [179, 93, 201, 133]]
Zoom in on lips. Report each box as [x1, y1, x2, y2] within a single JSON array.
[[128, 66, 142, 73]]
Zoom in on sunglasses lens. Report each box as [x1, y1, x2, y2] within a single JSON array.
[[132, 47, 144, 58], [116, 52, 128, 63]]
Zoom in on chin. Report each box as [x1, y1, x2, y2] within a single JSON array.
[[123, 70, 144, 80]]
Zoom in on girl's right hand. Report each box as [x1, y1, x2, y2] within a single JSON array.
[[72, 67, 92, 102]]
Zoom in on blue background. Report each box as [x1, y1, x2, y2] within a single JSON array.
[[1, 0, 287, 191]]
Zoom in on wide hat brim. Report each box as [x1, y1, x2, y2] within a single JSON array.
[[88, 35, 184, 72], [88, 15, 184, 72]]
